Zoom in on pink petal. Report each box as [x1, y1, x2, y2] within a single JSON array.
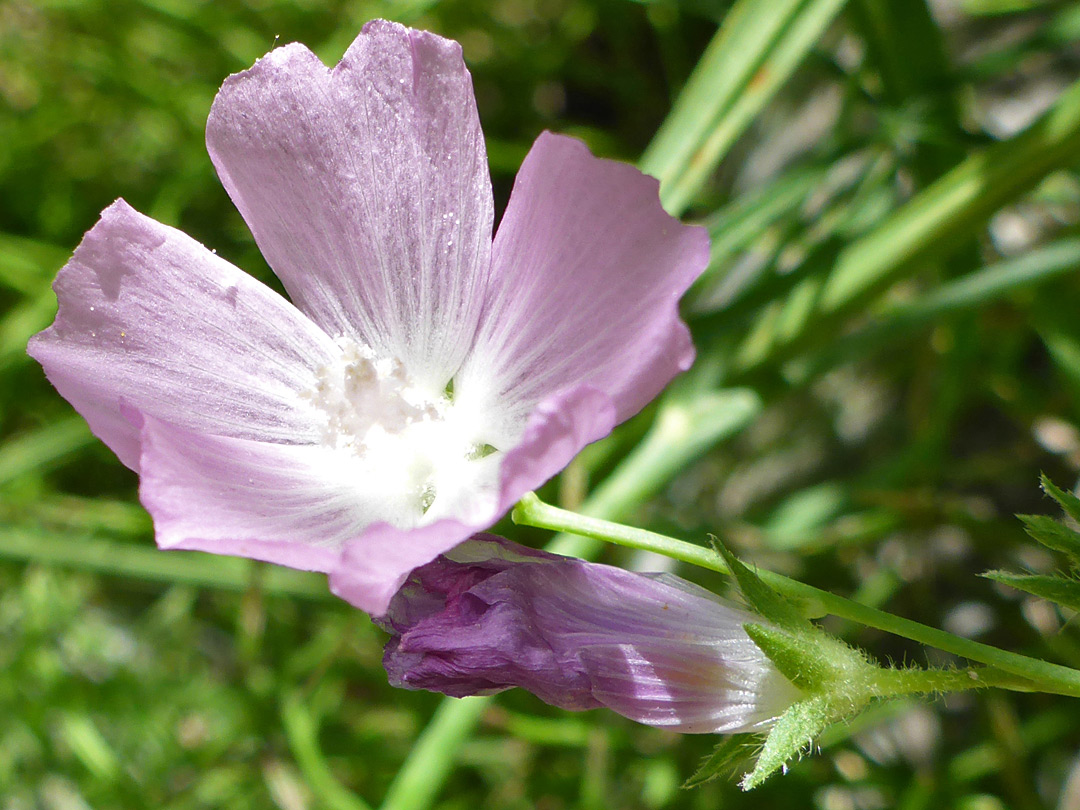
[[329, 384, 616, 614], [456, 132, 708, 447], [206, 20, 493, 391], [493, 384, 616, 518], [27, 200, 335, 471], [137, 415, 390, 571], [330, 520, 475, 616]]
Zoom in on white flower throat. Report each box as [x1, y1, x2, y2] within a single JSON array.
[[305, 338, 501, 527]]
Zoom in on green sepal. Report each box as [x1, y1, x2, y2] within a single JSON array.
[[709, 537, 807, 629], [1042, 473, 1080, 525], [983, 571, 1080, 613], [744, 623, 872, 694], [740, 695, 836, 790], [734, 623, 905, 790], [682, 734, 758, 789]]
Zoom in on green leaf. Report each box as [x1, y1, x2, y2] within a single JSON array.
[[1017, 514, 1080, 561], [744, 621, 875, 696], [1041, 473, 1080, 526], [982, 572, 1080, 613], [743, 624, 823, 689]]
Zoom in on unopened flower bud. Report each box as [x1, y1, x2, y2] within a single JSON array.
[[380, 536, 800, 733]]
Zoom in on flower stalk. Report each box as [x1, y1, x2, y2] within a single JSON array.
[[512, 492, 1080, 698]]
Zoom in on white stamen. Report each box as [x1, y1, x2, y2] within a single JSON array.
[[303, 338, 500, 527]]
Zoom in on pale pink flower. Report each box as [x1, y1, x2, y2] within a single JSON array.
[[29, 21, 707, 614]]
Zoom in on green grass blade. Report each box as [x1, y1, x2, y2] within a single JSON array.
[[641, 0, 848, 215], [0, 232, 69, 295], [6, 494, 152, 536], [689, 164, 828, 305], [281, 692, 374, 810], [662, 0, 849, 215], [850, 0, 952, 108], [733, 76, 1080, 375], [0, 526, 334, 600], [791, 237, 1080, 379], [378, 697, 492, 810], [0, 290, 58, 373], [0, 416, 93, 486], [818, 77, 1080, 315], [640, 0, 803, 187]]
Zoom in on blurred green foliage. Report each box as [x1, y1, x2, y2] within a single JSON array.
[[4, 0, 1080, 807]]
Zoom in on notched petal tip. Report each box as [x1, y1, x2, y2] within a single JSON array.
[[339, 19, 468, 92], [358, 17, 463, 54], [532, 130, 666, 208], [206, 16, 492, 377], [206, 39, 335, 146], [218, 40, 326, 88], [29, 198, 336, 473]]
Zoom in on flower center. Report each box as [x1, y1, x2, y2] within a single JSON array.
[[310, 340, 446, 452], [304, 339, 500, 527]]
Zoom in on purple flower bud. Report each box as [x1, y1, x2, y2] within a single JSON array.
[[380, 536, 800, 734]]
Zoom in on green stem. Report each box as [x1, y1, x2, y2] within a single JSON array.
[[281, 693, 374, 810], [549, 386, 760, 553], [378, 697, 491, 810], [868, 666, 1034, 698], [511, 493, 1080, 699]]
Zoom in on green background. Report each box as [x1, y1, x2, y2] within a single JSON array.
[[3, 0, 1080, 807]]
